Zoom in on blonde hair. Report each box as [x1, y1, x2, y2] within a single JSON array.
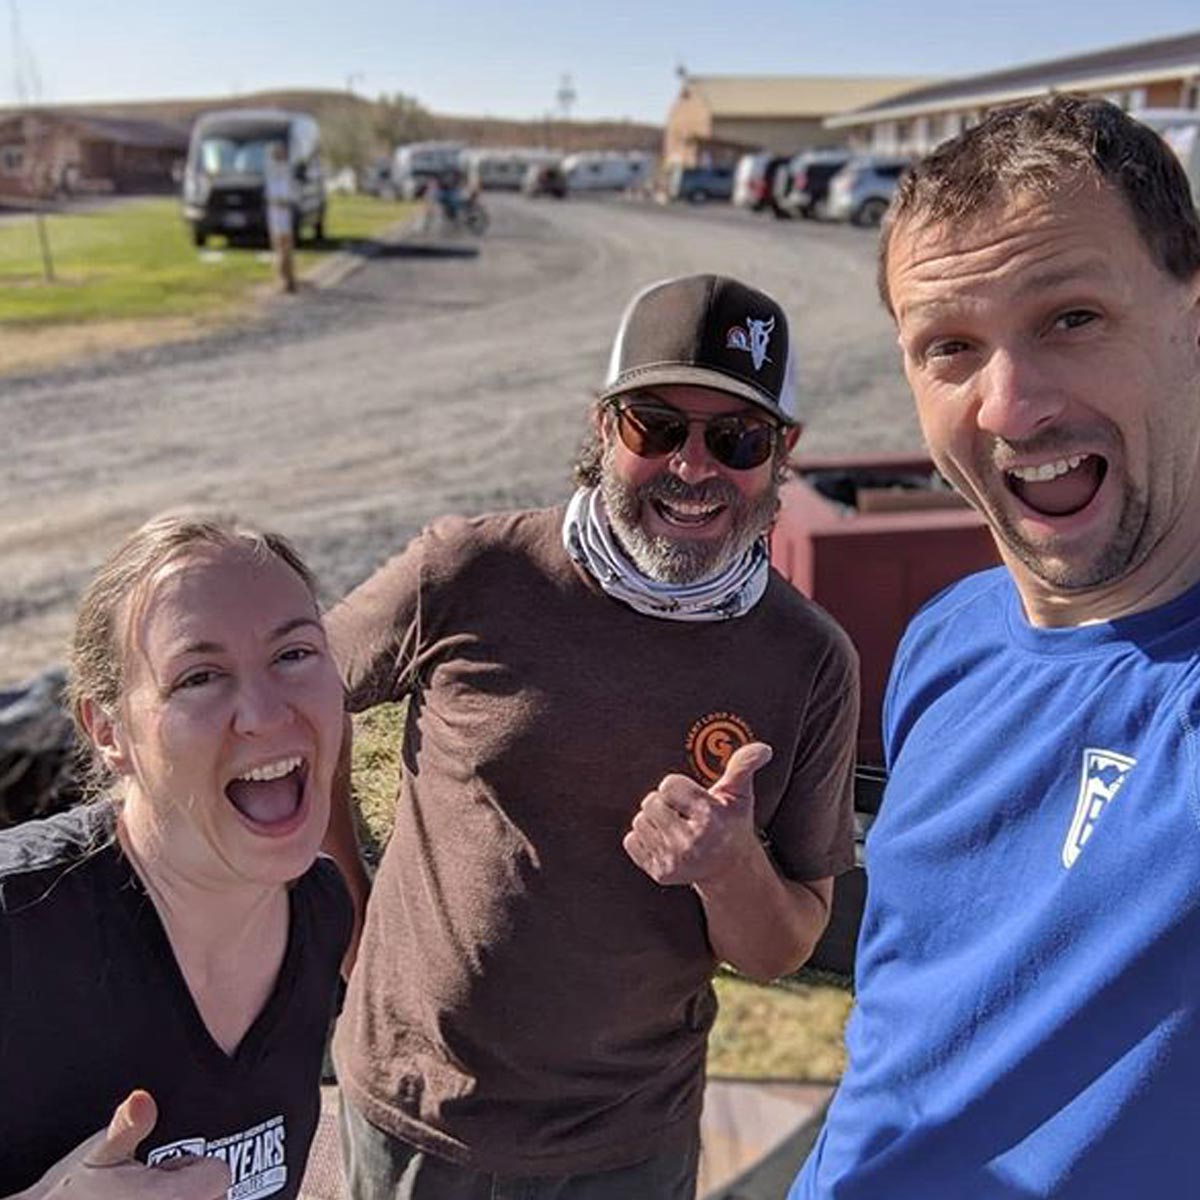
[[67, 511, 319, 778]]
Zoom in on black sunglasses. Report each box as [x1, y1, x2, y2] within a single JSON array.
[[609, 396, 779, 471]]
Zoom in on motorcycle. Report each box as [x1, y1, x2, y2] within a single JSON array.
[[421, 187, 489, 236]]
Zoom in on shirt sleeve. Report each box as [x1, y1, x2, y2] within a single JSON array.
[[764, 631, 860, 882], [324, 535, 430, 714], [325, 517, 475, 713]]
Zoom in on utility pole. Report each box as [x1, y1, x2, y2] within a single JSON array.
[[556, 74, 576, 120], [555, 75, 576, 153], [8, 0, 54, 282]]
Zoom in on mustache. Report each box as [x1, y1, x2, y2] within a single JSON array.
[[636, 473, 741, 506], [989, 427, 1113, 470]]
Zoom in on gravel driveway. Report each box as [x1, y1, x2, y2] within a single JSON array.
[[0, 194, 925, 684]]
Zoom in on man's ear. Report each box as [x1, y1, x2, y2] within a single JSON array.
[[594, 400, 615, 450], [80, 696, 131, 776], [783, 423, 803, 454]]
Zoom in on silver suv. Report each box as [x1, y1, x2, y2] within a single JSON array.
[[825, 155, 910, 227]]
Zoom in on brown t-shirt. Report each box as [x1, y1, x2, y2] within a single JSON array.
[[329, 506, 858, 1175]]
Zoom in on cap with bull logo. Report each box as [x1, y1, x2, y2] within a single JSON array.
[[599, 273, 799, 425]]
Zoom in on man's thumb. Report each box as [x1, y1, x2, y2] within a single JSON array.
[[711, 742, 773, 804], [85, 1090, 157, 1167]]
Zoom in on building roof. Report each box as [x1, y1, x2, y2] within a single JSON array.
[[828, 28, 1200, 125], [0, 108, 189, 149], [680, 75, 939, 119]]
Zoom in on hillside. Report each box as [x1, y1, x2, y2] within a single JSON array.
[[19, 89, 663, 155]]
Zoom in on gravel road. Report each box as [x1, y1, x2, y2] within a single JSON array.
[[0, 194, 925, 685]]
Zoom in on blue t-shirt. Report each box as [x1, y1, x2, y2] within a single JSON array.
[[793, 567, 1200, 1198]]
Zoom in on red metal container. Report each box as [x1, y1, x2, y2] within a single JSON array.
[[770, 454, 999, 766]]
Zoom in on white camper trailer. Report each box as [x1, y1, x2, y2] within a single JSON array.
[[560, 151, 651, 192]]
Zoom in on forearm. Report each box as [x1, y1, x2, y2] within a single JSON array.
[[694, 845, 832, 982]]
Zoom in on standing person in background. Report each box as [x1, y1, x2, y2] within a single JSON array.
[[1, 513, 351, 1200], [265, 141, 296, 294], [323, 273, 860, 1200], [794, 96, 1200, 1198]]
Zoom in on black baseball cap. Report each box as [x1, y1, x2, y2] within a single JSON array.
[[599, 274, 799, 425]]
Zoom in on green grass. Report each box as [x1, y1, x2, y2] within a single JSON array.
[[350, 705, 852, 1082], [0, 194, 416, 326]]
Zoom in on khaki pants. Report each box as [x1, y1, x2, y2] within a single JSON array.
[[267, 203, 295, 293], [338, 1094, 700, 1200]]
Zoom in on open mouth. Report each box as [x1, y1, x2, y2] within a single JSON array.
[[650, 497, 728, 528], [1005, 453, 1107, 517], [225, 756, 308, 830]]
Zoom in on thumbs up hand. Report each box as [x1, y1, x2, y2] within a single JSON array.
[[623, 743, 773, 887], [16, 1090, 231, 1200]]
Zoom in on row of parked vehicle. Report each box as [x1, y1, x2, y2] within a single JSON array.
[[665, 149, 909, 227], [777, 150, 909, 225], [679, 107, 1200, 228], [361, 143, 653, 203]]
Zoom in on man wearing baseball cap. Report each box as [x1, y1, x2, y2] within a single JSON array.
[[324, 273, 859, 1199]]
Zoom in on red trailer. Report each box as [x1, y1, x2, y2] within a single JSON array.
[[770, 454, 999, 975]]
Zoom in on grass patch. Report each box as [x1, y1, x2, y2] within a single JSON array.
[[0, 194, 416, 326], [350, 705, 852, 1082]]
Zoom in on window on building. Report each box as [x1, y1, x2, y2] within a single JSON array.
[[0, 145, 23, 175], [1185, 81, 1200, 110]]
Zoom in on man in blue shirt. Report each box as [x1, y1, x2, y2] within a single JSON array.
[[793, 96, 1200, 1197]]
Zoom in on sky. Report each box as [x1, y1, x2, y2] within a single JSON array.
[[5, 0, 1200, 124]]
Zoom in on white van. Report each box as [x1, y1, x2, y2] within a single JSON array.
[[561, 152, 651, 192], [392, 141, 464, 200], [1133, 109, 1200, 208]]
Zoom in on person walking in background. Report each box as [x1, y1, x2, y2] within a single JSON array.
[[793, 96, 1200, 1198], [265, 141, 297, 294], [323, 273, 860, 1199]]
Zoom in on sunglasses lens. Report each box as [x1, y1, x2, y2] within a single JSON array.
[[616, 405, 687, 457], [706, 417, 775, 469], [612, 401, 776, 470]]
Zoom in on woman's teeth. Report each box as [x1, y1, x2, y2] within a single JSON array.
[[1008, 454, 1087, 483], [235, 756, 302, 783]]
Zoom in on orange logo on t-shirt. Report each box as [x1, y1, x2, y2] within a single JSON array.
[[685, 712, 755, 784]]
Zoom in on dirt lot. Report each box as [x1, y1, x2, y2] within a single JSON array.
[[0, 195, 924, 685]]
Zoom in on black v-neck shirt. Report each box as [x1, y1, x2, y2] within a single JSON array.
[[0, 803, 350, 1199]]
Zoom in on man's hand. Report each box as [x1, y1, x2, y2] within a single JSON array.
[[623, 743, 773, 887], [15, 1090, 231, 1200]]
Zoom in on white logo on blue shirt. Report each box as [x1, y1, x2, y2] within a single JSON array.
[[1061, 748, 1136, 869]]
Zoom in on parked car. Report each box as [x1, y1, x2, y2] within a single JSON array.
[[776, 149, 853, 219], [825, 155, 911, 227], [1133, 108, 1200, 208], [392, 141, 464, 200], [666, 164, 734, 203], [732, 152, 790, 212], [182, 108, 326, 247], [561, 151, 651, 192], [523, 162, 568, 198]]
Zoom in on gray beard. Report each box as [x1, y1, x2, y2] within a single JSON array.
[[599, 446, 780, 584]]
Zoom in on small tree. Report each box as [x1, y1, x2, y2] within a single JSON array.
[[322, 103, 376, 173], [373, 92, 434, 151]]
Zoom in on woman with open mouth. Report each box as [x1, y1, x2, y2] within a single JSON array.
[[0, 511, 351, 1200]]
